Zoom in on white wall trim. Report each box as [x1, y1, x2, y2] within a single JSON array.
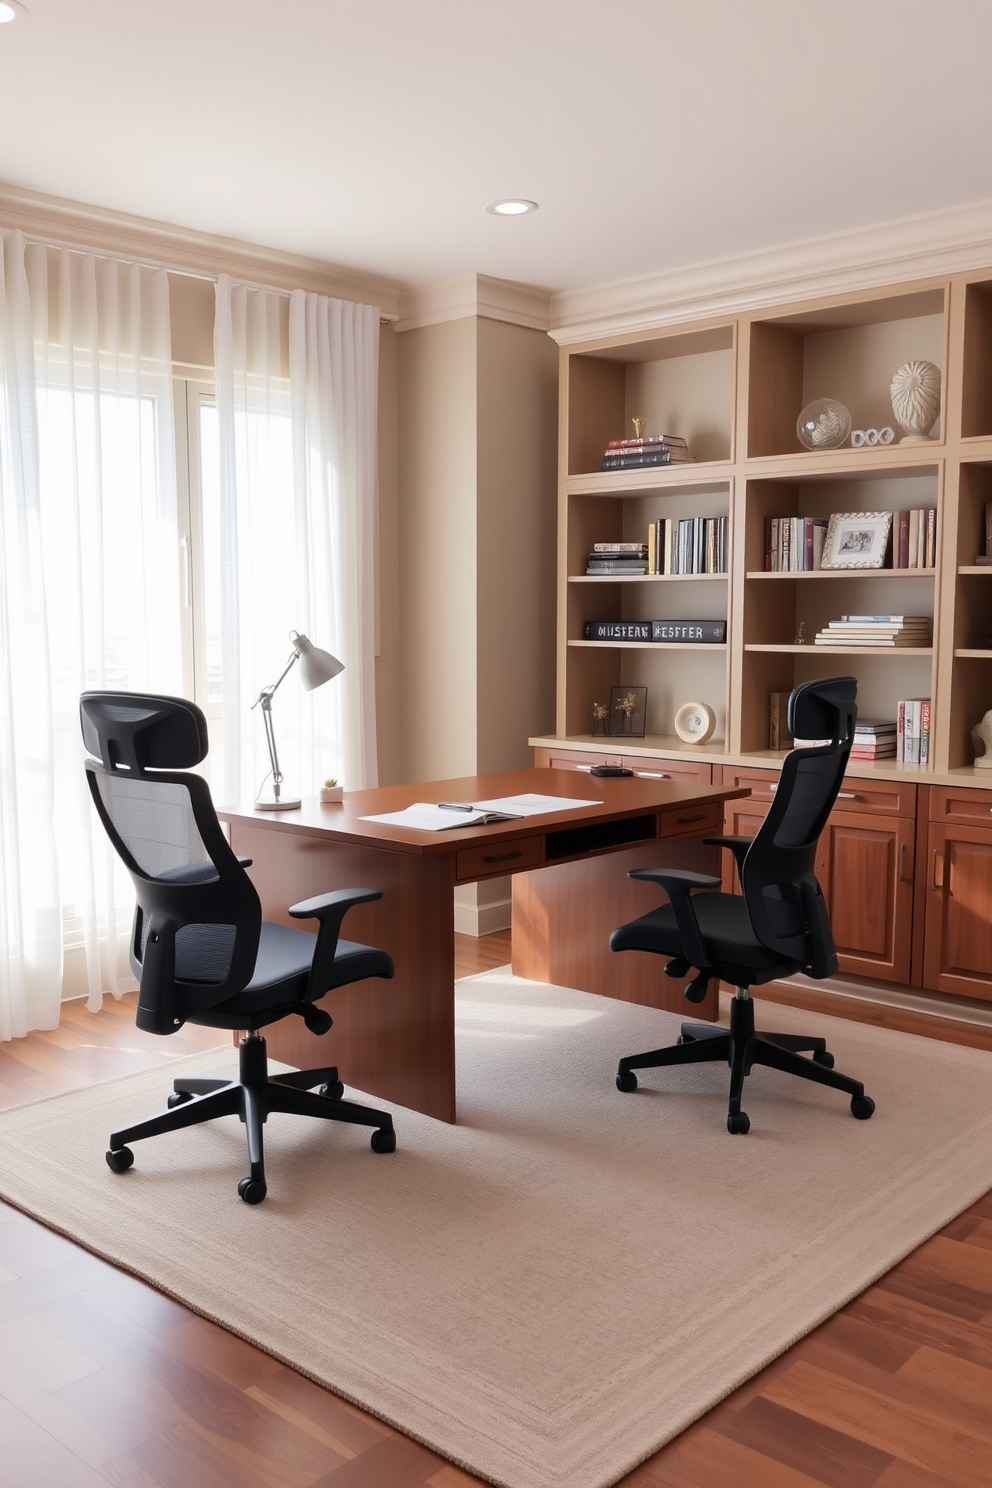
[[396, 274, 551, 333], [0, 180, 402, 313], [453, 891, 512, 938], [549, 198, 992, 344]]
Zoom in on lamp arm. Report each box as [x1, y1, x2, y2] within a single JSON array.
[[251, 648, 302, 803]]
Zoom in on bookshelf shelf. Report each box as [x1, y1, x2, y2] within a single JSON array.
[[569, 641, 729, 652], [954, 648, 992, 659], [745, 644, 934, 657], [569, 573, 728, 584], [745, 569, 935, 581]]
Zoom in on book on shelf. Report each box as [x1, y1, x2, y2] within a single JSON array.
[[606, 434, 687, 451], [601, 449, 674, 470], [896, 698, 931, 764], [644, 515, 728, 576], [768, 691, 794, 749], [892, 508, 937, 569], [582, 619, 727, 643], [592, 542, 647, 553], [586, 557, 647, 574], [764, 516, 828, 572], [814, 616, 931, 647]]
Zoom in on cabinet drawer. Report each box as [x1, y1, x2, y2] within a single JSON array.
[[534, 747, 624, 771], [622, 756, 712, 784], [930, 785, 992, 825], [658, 800, 720, 840], [456, 836, 542, 881], [833, 778, 916, 818], [718, 765, 779, 803]]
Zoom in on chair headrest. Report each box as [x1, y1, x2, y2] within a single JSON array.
[[80, 692, 209, 772], [787, 676, 857, 744]]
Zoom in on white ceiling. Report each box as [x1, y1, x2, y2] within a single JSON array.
[[2, 0, 991, 295]]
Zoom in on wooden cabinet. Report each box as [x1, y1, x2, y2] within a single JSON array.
[[532, 745, 711, 784], [921, 787, 992, 1001]]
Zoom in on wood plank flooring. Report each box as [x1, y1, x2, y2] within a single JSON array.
[[0, 930, 989, 1488]]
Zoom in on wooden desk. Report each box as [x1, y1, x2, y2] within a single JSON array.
[[219, 768, 748, 1122]]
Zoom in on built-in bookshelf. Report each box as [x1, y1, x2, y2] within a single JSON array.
[[547, 271, 992, 781]]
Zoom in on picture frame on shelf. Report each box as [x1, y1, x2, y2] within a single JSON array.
[[820, 511, 893, 570], [609, 685, 647, 737]]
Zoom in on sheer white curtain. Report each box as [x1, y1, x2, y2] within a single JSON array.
[[212, 275, 379, 808], [0, 229, 181, 1035]]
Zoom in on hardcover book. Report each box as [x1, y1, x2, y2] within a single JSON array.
[[651, 619, 726, 643]]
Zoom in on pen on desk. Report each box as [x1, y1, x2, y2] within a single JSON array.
[[437, 802, 474, 812]]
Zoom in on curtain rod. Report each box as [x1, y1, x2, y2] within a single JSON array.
[[1, 220, 398, 322]]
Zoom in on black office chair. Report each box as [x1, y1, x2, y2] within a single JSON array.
[[610, 677, 875, 1133], [80, 690, 397, 1203]]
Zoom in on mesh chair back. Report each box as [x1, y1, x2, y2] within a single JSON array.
[[81, 692, 262, 1033], [740, 677, 856, 976]]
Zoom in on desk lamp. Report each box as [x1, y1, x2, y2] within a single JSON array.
[[252, 630, 343, 810]]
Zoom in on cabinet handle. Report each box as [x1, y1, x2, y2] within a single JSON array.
[[677, 813, 706, 825], [899, 840, 912, 882], [636, 771, 670, 778], [931, 849, 944, 891], [836, 791, 857, 800], [483, 850, 523, 864]]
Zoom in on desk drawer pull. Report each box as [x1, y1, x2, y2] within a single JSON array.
[[677, 812, 706, 825], [636, 771, 670, 779], [836, 791, 857, 800], [483, 849, 524, 864]]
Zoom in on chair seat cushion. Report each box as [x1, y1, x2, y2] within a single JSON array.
[[186, 920, 393, 1027], [610, 891, 800, 985]]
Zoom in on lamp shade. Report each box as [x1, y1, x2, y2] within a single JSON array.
[[291, 631, 344, 691]]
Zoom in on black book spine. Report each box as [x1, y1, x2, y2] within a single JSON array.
[[650, 619, 726, 643], [583, 621, 652, 641]]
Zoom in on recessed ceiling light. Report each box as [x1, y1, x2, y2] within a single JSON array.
[[486, 199, 538, 216]]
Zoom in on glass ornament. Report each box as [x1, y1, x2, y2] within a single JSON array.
[[796, 398, 852, 451]]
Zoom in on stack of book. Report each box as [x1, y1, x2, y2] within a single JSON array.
[[897, 699, 932, 764], [648, 515, 728, 575], [813, 614, 932, 647], [892, 508, 937, 569], [600, 435, 693, 471], [764, 516, 829, 571], [850, 719, 897, 761], [586, 542, 647, 575]]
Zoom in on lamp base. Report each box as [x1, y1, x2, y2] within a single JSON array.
[[254, 793, 302, 812]]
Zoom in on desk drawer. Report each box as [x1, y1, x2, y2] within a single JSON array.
[[658, 800, 720, 839], [834, 778, 916, 818], [622, 756, 712, 784], [456, 836, 542, 881]]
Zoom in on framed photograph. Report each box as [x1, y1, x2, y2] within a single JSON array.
[[609, 684, 647, 737], [820, 511, 893, 570]]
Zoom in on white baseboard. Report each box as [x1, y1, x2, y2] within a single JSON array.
[[453, 895, 512, 938]]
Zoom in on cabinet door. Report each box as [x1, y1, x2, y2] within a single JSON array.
[[922, 822, 992, 1002], [815, 812, 916, 984], [717, 766, 777, 892], [621, 757, 712, 784]]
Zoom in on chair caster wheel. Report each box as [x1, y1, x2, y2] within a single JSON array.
[[106, 1146, 134, 1173], [167, 1091, 193, 1108], [616, 1070, 638, 1092], [851, 1095, 875, 1120], [727, 1112, 750, 1134], [317, 1081, 344, 1101], [371, 1127, 396, 1154], [813, 1051, 835, 1068], [237, 1177, 267, 1204]]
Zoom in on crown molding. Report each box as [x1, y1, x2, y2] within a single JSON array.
[[0, 181, 402, 314], [549, 198, 992, 345], [395, 274, 551, 333]]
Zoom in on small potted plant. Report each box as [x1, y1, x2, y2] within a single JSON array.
[[320, 777, 343, 803]]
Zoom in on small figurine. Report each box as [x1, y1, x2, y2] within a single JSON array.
[[631, 416, 646, 439], [972, 710, 992, 769], [795, 620, 807, 645], [615, 690, 639, 733], [591, 701, 609, 736]]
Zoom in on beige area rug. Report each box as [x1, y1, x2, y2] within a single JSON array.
[[1, 972, 991, 1488]]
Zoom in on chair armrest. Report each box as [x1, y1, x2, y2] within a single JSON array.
[[628, 867, 720, 971], [703, 833, 752, 884], [289, 888, 384, 1002]]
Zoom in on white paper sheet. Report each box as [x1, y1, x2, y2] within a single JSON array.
[[358, 794, 603, 831], [467, 793, 603, 815]]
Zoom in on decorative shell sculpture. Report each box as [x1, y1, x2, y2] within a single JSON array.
[[890, 360, 941, 443]]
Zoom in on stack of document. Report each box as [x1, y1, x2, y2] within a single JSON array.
[[359, 793, 602, 831]]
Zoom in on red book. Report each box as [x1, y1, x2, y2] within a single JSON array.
[[896, 511, 910, 569]]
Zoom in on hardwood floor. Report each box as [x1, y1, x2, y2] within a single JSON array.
[[0, 930, 989, 1488]]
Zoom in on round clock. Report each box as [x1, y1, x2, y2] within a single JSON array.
[[673, 701, 716, 745]]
